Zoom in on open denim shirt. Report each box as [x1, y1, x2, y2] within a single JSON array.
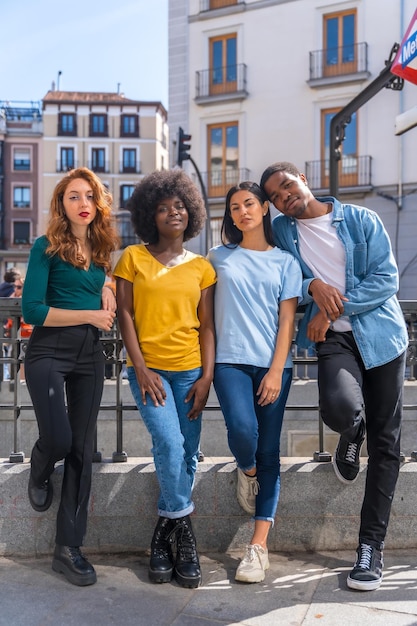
[[272, 196, 408, 370]]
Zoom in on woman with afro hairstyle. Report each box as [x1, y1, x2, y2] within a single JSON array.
[[22, 167, 119, 586], [114, 169, 216, 589]]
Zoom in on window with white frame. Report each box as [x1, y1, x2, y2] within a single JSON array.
[[13, 221, 30, 244], [91, 148, 106, 172], [120, 184, 135, 208], [59, 147, 75, 171], [122, 148, 137, 173], [120, 114, 139, 137], [13, 186, 31, 208], [13, 148, 31, 171]]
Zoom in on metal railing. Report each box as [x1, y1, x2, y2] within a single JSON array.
[[1, 299, 417, 464], [195, 64, 247, 100], [193, 167, 251, 199], [309, 42, 368, 81], [119, 161, 141, 174], [305, 156, 372, 192]]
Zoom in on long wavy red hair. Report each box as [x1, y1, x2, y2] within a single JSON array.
[[45, 167, 119, 272]]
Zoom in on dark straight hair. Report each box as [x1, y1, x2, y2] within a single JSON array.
[[221, 181, 274, 247]]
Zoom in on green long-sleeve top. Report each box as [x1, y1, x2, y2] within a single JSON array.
[[22, 235, 105, 326]]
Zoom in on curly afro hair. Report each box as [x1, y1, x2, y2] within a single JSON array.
[[127, 169, 206, 244]]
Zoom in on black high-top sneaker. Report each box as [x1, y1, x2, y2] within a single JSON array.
[[347, 543, 383, 591]]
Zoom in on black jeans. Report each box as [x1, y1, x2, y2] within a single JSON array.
[[316, 330, 405, 549], [25, 325, 104, 546]]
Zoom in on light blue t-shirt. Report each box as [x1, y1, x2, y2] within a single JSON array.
[[208, 245, 303, 368]]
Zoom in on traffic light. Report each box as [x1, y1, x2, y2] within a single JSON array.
[[177, 127, 192, 167]]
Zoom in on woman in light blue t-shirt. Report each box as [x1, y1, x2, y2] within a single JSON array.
[[208, 182, 302, 584]]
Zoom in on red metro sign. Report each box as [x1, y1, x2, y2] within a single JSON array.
[[391, 8, 417, 85]]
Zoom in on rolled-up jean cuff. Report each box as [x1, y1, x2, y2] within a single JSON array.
[[158, 502, 195, 520], [254, 516, 275, 527]]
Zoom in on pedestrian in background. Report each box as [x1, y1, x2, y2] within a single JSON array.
[[3, 276, 32, 381], [1, 267, 22, 381], [0, 267, 21, 298]]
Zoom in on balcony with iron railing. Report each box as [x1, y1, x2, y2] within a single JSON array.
[[87, 160, 110, 174], [195, 64, 248, 104], [195, 167, 251, 199], [308, 42, 370, 87], [119, 161, 141, 175], [305, 155, 372, 195], [56, 160, 79, 172]]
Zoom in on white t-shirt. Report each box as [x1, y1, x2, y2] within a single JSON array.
[[296, 212, 351, 331], [208, 245, 302, 368]]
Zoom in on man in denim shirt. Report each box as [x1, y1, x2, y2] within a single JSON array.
[[261, 161, 408, 592]]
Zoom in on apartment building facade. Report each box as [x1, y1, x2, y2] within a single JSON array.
[[168, 0, 417, 298], [0, 91, 168, 278], [0, 101, 43, 276], [42, 90, 168, 245]]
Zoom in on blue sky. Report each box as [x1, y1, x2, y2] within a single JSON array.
[[1, 0, 168, 107]]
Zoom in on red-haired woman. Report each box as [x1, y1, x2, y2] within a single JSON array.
[[22, 167, 119, 586]]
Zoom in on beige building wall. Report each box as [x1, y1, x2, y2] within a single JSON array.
[[41, 92, 168, 235]]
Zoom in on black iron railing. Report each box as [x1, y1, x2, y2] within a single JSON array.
[[305, 156, 372, 192], [309, 42, 368, 81], [195, 64, 247, 100], [1, 299, 416, 464]]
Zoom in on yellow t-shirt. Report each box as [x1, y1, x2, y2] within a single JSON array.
[[113, 244, 216, 371]]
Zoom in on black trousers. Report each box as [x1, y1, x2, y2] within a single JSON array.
[[25, 325, 104, 546], [316, 330, 405, 549]]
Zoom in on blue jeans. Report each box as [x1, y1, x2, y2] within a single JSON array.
[[128, 366, 202, 519], [214, 364, 292, 523]]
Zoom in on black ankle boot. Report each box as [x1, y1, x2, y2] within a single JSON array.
[[28, 474, 53, 512], [149, 516, 176, 583], [173, 516, 201, 588], [52, 545, 97, 586]]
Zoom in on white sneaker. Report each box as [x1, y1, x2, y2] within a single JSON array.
[[236, 468, 259, 515], [235, 544, 270, 583]]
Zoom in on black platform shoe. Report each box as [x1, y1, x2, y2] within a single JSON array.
[[173, 516, 201, 588], [28, 474, 53, 512], [52, 545, 97, 586], [149, 516, 176, 583]]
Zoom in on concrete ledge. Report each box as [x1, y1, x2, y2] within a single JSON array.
[[1, 457, 417, 557]]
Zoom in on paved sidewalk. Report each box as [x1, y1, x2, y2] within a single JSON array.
[[1, 550, 417, 625]]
